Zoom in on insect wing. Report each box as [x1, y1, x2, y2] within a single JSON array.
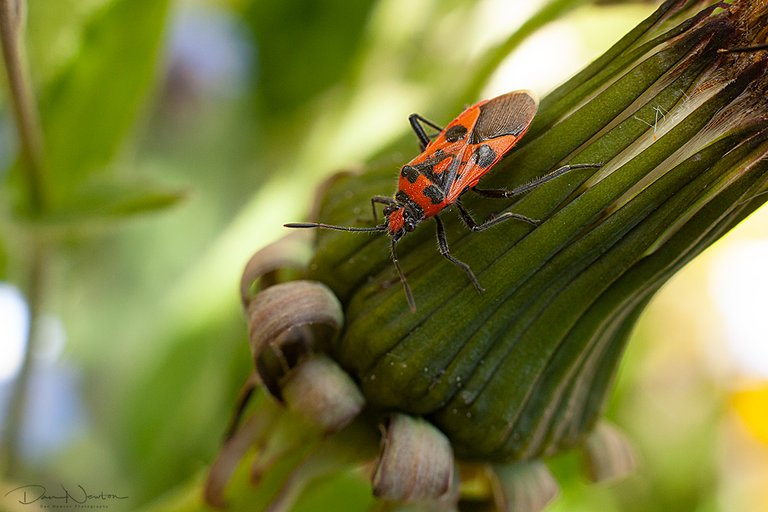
[[445, 90, 539, 203], [396, 107, 479, 217], [424, 106, 481, 194]]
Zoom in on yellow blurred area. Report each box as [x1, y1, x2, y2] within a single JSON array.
[[731, 384, 768, 446], [721, 384, 768, 512]]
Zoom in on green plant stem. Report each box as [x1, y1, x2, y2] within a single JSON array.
[[0, 0, 45, 212], [0, 0, 49, 476]]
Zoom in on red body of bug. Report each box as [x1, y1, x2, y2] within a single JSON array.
[[286, 90, 599, 311], [385, 91, 539, 236]]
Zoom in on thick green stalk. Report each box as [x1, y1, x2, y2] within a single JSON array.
[[302, 0, 768, 462]]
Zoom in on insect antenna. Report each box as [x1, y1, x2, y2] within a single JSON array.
[[284, 222, 387, 233], [285, 222, 416, 311], [390, 237, 416, 312]]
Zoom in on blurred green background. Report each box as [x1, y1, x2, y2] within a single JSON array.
[[1, 0, 767, 510]]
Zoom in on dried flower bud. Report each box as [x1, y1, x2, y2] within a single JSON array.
[[281, 355, 365, 432], [583, 421, 638, 483], [245, 280, 342, 394], [240, 231, 313, 305], [490, 461, 559, 512], [372, 414, 455, 502]]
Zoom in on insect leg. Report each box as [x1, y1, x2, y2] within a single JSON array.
[[456, 200, 539, 231], [390, 237, 416, 312], [472, 163, 602, 198], [409, 114, 444, 151], [434, 215, 484, 293], [371, 195, 396, 223]]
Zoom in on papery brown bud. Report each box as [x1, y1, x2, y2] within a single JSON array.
[[245, 280, 343, 394], [240, 231, 313, 305], [583, 421, 638, 483], [372, 413, 455, 502], [490, 461, 559, 512], [281, 354, 365, 432]]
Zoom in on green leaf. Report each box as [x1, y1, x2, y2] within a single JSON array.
[[37, 0, 170, 203], [34, 176, 186, 229], [241, 0, 377, 115], [26, 0, 108, 89]]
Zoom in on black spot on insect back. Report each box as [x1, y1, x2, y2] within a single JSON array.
[[415, 161, 435, 174], [401, 165, 419, 183], [474, 144, 496, 168], [444, 124, 468, 143], [423, 185, 444, 204]]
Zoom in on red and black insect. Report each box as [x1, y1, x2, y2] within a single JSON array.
[[286, 90, 599, 311]]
